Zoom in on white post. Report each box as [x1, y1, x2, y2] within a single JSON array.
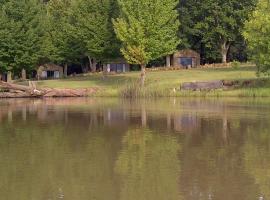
[[107, 64, 111, 73], [166, 55, 171, 67]]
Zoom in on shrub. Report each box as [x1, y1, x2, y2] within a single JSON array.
[[232, 61, 241, 70]]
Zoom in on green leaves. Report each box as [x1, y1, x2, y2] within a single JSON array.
[[244, 0, 270, 75], [113, 0, 180, 65], [72, 0, 116, 61], [179, 0, 256, 63], [0, 0, 44, 74]]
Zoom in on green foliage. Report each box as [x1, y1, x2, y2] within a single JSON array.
[[232, 60, 241, 69], [44, 0, 81, 65], [0, 0, 44, 74], [179, 0, 257, 63], [115, 128, 181, 200], [113, 0, 180, 65], [243, 0, 270, 75], [71, 0, 120, 61]]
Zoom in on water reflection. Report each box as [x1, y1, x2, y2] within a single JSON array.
[[115, 128, 181, 200], [0, 98, 269, 199]]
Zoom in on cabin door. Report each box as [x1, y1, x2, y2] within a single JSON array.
[[179, 57, 193, 68]]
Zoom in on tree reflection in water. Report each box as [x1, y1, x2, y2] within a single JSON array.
[[115, 128, 182, 200], [0, 98, 269, 199]]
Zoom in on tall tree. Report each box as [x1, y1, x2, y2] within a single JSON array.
[[113, 0, 180, 86], [0, 0, 44, 77], [44, 0, 82, 76], [71, 0, 120, 72], [179, 0, 256, 63], [243, 0, 270, 75]]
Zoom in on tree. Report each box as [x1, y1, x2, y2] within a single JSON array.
[[243, 0, 270, 75], [0, 0, 44, 77], [44, 0, 82, 76], [113, 0, 180, 86], [179, 0, 256, 63], [71, 0, 120, 72]]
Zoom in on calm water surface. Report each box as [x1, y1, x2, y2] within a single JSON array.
[[0, 98, 270, 200]]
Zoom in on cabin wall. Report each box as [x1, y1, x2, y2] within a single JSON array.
[[172, 50, 200, 68], [37, 64, 63, 80], [104, 63, 130, 73]]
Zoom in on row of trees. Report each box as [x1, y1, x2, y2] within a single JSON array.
[[0, 0, 269, 81]]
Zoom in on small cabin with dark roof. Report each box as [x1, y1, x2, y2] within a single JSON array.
[[166, 49, 200, 68], [37, 64, 63, 80], [103, 59, 130, 73]]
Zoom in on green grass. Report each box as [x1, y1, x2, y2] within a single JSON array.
[[32, 66, 270, 97]]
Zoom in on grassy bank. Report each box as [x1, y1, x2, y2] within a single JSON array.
[[34, 66, 270, 98]]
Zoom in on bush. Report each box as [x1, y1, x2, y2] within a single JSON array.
[[232, 61, 241, 70]]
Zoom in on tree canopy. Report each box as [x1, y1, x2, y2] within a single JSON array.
[[179, 0, 256, 63], [243, 0, 270, 75], [0, 0, 44, 75], [0, 0, 266, 79], [113, 0, 180, 85]]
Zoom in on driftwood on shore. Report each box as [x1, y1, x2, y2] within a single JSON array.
[[181, 80, 224, 91], [181, 79, 259, 91], [0, 81, 97, 98]]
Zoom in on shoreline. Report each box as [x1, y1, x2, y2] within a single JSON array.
[[1, 66, 269, 98]]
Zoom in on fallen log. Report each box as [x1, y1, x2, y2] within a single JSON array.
[[0, 81, 98, 98], [181, 80, 224, 91], [0, 81, 42, 96]]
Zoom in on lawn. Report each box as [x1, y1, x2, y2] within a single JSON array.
[[34, 66, 270, 97]]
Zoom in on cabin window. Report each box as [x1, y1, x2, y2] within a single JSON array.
[[110, 64, 117, 72], [110, 64, 125, 72], [47, 71, 55, 78], [179, 57, 193, 67], [116, 64, 124, 72]]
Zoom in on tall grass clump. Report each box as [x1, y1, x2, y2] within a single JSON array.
[[120, 81, 145, 98], [120, 81, 172, 98]]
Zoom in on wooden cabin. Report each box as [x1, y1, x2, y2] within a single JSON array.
[[103, 59, 130, 73], [37, 64, 63, 80], [166, 49, 200, 68]]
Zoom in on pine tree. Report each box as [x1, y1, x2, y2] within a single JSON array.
[[71, 0, 119, 72], [113, 0, 180, 86], [44, 0, 82, 75], [0, 0, 44, 77]]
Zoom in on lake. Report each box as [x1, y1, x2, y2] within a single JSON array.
[[0, 98, 270, 200]]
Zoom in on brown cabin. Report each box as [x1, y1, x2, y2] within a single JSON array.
[[37, 64, 63, 80], [166, 49, 200, 68], [103, 59, 130, 73]]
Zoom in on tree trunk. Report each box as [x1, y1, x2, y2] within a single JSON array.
[[0, 81, 97, 97], [7, 71, 12, 83], [21, 69, 26, 80], [0, 81, 42, 95], [140, 64, 146, 87], [221, 41, 230, 63], [64, 63, 68, 77], [88, 55, 93, 72], [92, 59, 97, 72]]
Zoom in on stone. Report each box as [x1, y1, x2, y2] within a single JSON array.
[[181, 80, 224, 91]]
